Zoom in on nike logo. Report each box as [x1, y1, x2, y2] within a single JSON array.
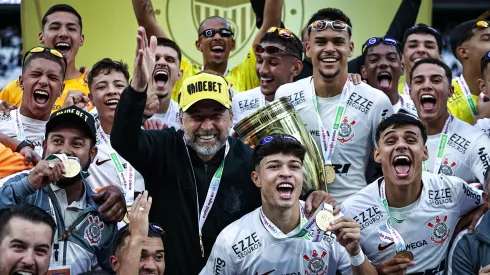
[[378, 242, 394, 251], [255, 269, 275, 275], [95, 158, 111, 166]]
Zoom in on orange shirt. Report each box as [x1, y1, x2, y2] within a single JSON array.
[[0, 143, 33, 179]]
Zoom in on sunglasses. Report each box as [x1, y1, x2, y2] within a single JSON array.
[[481, 51, 490, 72], [22, 46, 67, 72], [407, 24, 441, 36], [308, 20, 351, 32], [254, 44, 300, 59], [475, 20, 489, 28], [267, 27, 297, 39], [362, 37, 400, 54], [199, 28, 234, 38]]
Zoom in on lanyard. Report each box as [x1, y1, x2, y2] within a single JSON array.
[[379, 180, 407, 253], [403, 82, 409, 95], [259, 93, 266, 108], [422, 114, 453, 173], [160, 101, 174, 126], [310, 78, 350, 165], [11, 108, 26, 140], [259, 203, 329, 242], [455, 76, 478, 118], [97, 128, 135, 203], [195, 141, 230, 256]]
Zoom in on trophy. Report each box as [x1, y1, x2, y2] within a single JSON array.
[[234, 97, 326, 195]]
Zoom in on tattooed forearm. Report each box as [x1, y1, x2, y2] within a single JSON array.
[[141, 0, 155, 16]]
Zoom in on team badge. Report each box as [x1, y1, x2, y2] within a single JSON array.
[[303, 250, 328, 275], [338, 117, 356, 143], [84, 215, 105, 246], [438, 158, 456, 176], [427, 216, 450, 245]]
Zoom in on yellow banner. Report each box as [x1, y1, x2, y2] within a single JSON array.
[[22, 0, 432, 74]]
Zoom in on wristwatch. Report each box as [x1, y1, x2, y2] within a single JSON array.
[[350, 249, 365, 266], [16, 140, 34, 153]]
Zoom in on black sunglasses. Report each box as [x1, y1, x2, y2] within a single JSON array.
[[199, 28, 234, 38], [254, 44, 300, 59], [481, 51, 490, 72], [362, 37, 400, 54]]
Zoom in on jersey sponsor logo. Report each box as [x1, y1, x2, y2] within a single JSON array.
[[347, 92, 373, 114], [447, 133, 470, 154], [306, 229, 336, 244], [84, 215, 105, 246], [213, 257, 226, 275], [478, 147, 490, 178], [428, 187, 453, 205], [232, 232, 261, 259], [95, 158, 111, 166], [338, 117, 356, 143], [353, 206, 383, 230], [378, 242, 394, 251], [285, 90, 306, 107], [378, 240, 428, 251], [381, 109, 389, 118], [0, 114, 12, 121], [462, 183, 481, 205], [410, 259, 445, 275], [303, 250, 328, 275], [238, 98, 260, 112], [427, 216, 450, 245], [331, 164, 351, 175], [254, 270, 275, 275], [438, 158, 456, 176]]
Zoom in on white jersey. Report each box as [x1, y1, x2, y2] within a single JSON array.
[[426, 117, 490, 183], [86, 127, 145, 205], [394, 94, 417, 115], [0, 109, 46, 155], [200, 201, 352, 275], [475, 118, 490, 138], [148, 99, 180, 130], [275, 77, 394, 202], [232, 87, 268, 125], [341, 172, 483, 274]]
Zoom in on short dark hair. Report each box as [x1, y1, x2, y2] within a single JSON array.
[[306, 8, 352, 37], [23, 51, 66, 79], [87, 58, 129, 88], [409, 58, 452, 86], [401, 24, 443, 54], [259, 29, 303, 60], [375, 110, 428, 145], [198, 16, 232, 34], [0, 204, 56, 243], [113, 223, 165, 255], [42, 4, 83, 32], [362, 37, 402, 63], [157, 37, 182, 63], [252, 134, 306, 168]]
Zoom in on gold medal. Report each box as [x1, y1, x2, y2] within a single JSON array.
[[315, 209, 334, 231], [123, 206, 132, 224], [395, 250, 414, 261], [325, 165, 336, 184], [62, 158, 81, 178]]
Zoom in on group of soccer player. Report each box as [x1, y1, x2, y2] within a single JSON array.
[[0, 0, 490, 274]]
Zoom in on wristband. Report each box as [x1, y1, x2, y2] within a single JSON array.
[[350, 248, 365, 267], [16, 140, 34, 153]]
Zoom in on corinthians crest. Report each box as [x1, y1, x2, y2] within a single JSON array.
[[303, 250, 328, 275], [438, 158, 456, 176], [427, 216, 450, 245], [338, 117, 356, 143]]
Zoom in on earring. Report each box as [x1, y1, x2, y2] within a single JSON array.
[[20, 86, 24, 90]]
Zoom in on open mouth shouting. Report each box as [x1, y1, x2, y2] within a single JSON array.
[[153, 69, 169, 90], [210, 43, 225, 58], [377, 71, 392, 90], [196, 131, 219, 143], [33, 89, 50, 107], [392, 155, 412, 178], [55, 42, 71, 56], [104, 98, 119, 110], [277, 182, 294, 199], [260, 76, 274, 87], [419, 94, 436, 112], [12, 270, 36, 275]]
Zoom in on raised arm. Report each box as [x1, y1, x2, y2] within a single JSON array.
[[252, 0, 283, 46], [131, 0, 167, 39], [385, 0, 422, 42]]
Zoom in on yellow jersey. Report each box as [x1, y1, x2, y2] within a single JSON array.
[[448, 77, 478, 125], [171, 46, 259, 101], [0, 72, 90, 113]]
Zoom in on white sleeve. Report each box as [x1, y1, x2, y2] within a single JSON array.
[[470, 135, 490, 183], [337, 244, 353, 275], [274, 83, 288, 101], [232, 95, 240, 126], [450, 176, 484, 216], [475, 118, 490, 138], [199, 233, 236, 275], [370, 93, 394, 147]]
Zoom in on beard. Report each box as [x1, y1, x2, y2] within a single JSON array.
[[184, 129, 227, 156]]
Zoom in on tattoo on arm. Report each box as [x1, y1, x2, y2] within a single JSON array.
[[141, 0, 155, 16]]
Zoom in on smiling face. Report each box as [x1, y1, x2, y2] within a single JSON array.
[[0, 217, 53, 275], [89, 70, 128, 122], [410, 63, 453, 123], [362, 43, 404, 95], [375, 124, 428, 187], [19, 57, 64, 119], [39, 11, 84, 66], [196, 17, 235, 67], [307, 27, 353, 79], [152, 46, 182, 98], [252, 153, 304, 210], [459, 27, 490, 71], [403, 33, 440, 76]]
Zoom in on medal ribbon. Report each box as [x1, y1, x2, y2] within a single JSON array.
[[11, 108, 26, 140], [259, 93, 266, 108], [159, 101, 173, 127], [97, 128, 135, 203], [456, 76, 478, 118], [379, 180, 406, 253], [309, 78, 350, 165], [422, 114, 453, 173]]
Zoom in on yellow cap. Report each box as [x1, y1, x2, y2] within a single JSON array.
[[179, 73, 232, 112]]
